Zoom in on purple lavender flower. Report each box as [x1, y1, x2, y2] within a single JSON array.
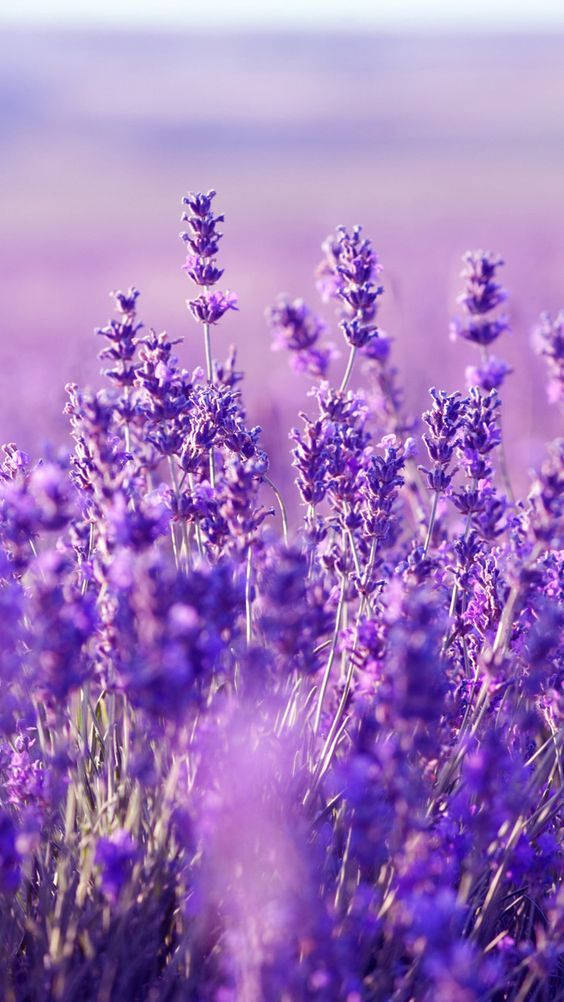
[[94, 829, 138, 904], [521, 600, 564, 696], [187, 290, 238, 326], [451, 314, 509, 347], [362, 435, 409, 550], [0, 811, 20, 893], [362, 329, 391, 362], [451, 249, 510, 350], [180, 189, 223, 264], [528, 438, 564, 541], [456, 387, 501, 482], [267, 296, 325, 352], [182, 254, 224, 287], [135, 329, 196, 459], [420, 388, 464, 492], [266, 295, 336, 378], [106, 490, 170, 551], [181, 191, 238, 388], [289, 343, 336, 379], [457, 250, 507, 315], [96, 287, 142, 389], [0, 581, 25, 732], [465, 355, 512, 391], [532, 309, 564, 406], [30, 551, 97, 703], [258, 546, 332, 673], [115, 553, 243, 718], [0, 443, 30, 483], [379, 587, 447, 743], [317, 224, 384, 351]]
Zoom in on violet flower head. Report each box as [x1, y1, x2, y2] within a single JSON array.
[[362, 328, 391, 363], [362, 435, 409, 547], [182, 190, 238, 335], [420, 388, 464, 492], [94, 829, 138, 904], [379, 588, 447, 740], [290, 412, 333, 507], [180, 189, 224, 273], [0, 443, 30, 483], [451, 249, 510, 349], [106, 490, 170, 552], [30, 551, 97, 703], [135, 329, 195, 459], [267, 296, 325, 352], [527, 438, 564, 542], [111, 286, 140, 316], [317, 224, 384, 350], [457, 387, 502, 482], [0, 811, 21, 893], [116, 554, 243, 718], [532, 309, 564, 406], [96, 287, 143, 391], [465, 355, 512, 391], [187, 290, 238, 326], [289, 343, 336, 379], [458, 250, 507, 315], [266, 295, 335, 378], [258, 546, 332, 673]]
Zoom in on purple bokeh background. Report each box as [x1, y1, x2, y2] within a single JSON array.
[[1, 28, 563, 490]]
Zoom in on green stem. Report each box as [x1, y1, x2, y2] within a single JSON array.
[[313, 568, 347, 735], [498, 412, 516, 505], [315, 537, 376, 782], [203, 322, 213, 383], [202, 317, 216, 487], [264, 474, 289, 546], [339, 344, 357, 394], [442, 507, 473, 653], [423, 489, 440, 556], [245, 544, 253, 646], [168, 457, 191, 571], [188, 473, 204, 559]]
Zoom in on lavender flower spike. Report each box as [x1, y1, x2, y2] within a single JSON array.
[[181, 190, 238, 382], [450, 249, 510, 356], [532, 309, 564, 406], [317, 224, 384, 390], [266, 295, 335, 379]]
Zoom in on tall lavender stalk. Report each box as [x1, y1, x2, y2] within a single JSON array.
[[181, 190, 238, 485]]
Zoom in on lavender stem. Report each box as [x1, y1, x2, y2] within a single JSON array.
[[339, 344, 356, 394], [423, 488, 440, 556]]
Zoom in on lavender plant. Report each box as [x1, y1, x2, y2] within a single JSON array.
[[0, 192, 562, 1002]]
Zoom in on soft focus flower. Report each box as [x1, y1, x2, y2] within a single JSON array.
[[532, 309, 564, 406], [317, 224, 384, 349], [0, 812, 21, 893], [95, 829, 138, 904], [465, 355, 512, 390], [187, 290, 239, 325], [451, 249, 510, 350]]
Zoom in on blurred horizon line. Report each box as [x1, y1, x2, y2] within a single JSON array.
[[1, 21, 564, 38]]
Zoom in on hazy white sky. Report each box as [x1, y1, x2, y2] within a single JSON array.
[[1, 0, 564, 30]]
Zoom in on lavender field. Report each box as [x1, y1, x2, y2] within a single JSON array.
[[0, 24, 563, 1002]]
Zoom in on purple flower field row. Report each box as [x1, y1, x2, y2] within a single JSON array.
[[0, 190, 562, 1001]]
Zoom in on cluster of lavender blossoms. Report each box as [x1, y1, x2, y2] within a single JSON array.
[[1, 192, 562, 1002]]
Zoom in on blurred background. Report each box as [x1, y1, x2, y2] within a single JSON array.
[[1, 0, 563, 492]]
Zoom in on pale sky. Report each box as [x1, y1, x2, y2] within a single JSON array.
[[1, 0, 564, 30]]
